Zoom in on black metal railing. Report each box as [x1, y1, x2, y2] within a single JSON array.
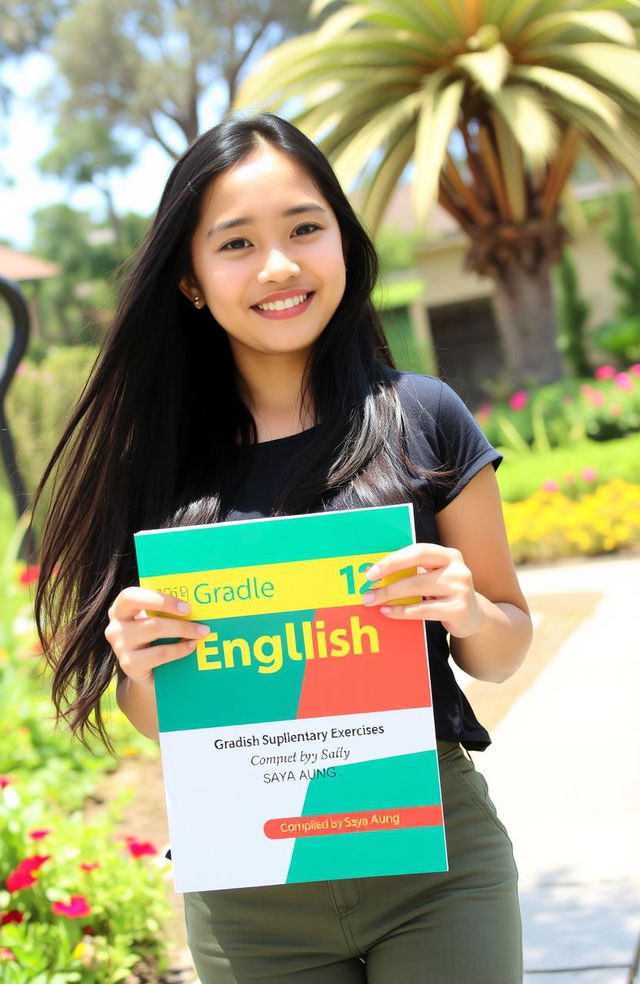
[[0, 275, 30, 521]]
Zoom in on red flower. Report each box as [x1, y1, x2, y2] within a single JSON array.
[[6, 855, 50, 893], [508, 390, 528, 411], [0, 775, 14, 789], [124, 836, 157, 858], [18, 565, 40, 586], [52, 895, 91, 919], [0, 948, 15, 961], [0, 910, 23, 926], [79, 862, 100, 872], [595, 365, 615, 380], [615, 371, 633, 390], [28, 828, 51, 841]]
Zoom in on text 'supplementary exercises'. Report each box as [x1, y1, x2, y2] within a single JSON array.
[[134, 505, 447, 892]]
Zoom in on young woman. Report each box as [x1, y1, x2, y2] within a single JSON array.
[[35, 114, 532, 984]]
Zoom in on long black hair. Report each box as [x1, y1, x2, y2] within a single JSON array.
[[33, 114, 424, 746]]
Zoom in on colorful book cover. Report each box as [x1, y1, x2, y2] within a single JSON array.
[[134, 504, 448, 892]]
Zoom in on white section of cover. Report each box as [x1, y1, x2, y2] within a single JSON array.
[[160, 706, 436, 892]]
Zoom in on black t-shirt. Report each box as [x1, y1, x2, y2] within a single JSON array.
[[225, 372, 502, 750]]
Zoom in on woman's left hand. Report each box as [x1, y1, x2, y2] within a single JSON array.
[[362, 543, 484, 639]]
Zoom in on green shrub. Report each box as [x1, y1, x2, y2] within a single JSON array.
[[5, 346, 98, 497], [0, 515, 155, 812], [478, 364, 640, 450], [592, 316, 640, 364], [0, 781, 172, 981], [0, 507, 169, 980]]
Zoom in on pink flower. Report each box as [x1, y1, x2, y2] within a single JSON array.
[[508, 390, 528, 411], [28, 829, 51, 841], [18, 565, 40, 586], [0, 948, 15, 961], [595, 365, 616, 380], [475, 402, 493, 420], [0, 910, 23, 926], [630, 364, 640, 376], [80, 862, 100, 872], [615, 372, 633, 390], [52, 895, 91, 919], [581, 468, 598, 483], [563, 473, 575, 484], [0, 775, 14, 789], [580, 384, 594, 396], [6, 855, 50, 893], [587, 390, 605, 406], [541, 480, 559, 492], [123, 836, 157, 858], [610, 403, 622, 416]]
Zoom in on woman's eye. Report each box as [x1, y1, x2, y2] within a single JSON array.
[[221, 238, 251, 251], [292, 223, 321, 237]]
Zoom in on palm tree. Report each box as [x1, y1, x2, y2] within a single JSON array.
[[236, 0, 640, 385]]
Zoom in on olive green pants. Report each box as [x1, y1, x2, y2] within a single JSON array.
[[184, 742, 522, 983]]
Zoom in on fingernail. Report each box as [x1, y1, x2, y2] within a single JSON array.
[[177, 601, 190, 614], [362, 591, 375, 605], [196, 623, 210, 635]]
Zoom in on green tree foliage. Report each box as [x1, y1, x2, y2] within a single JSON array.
[[606, 191, 640, 320], [556, 249, 592, 378], [38, 118, 135, 249], [29, 203, 149, 344], [0, 0, 69, 59], [237, 0, 640, 386], [48, 0, 313, 158]]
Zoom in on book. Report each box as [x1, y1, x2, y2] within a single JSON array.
[[134, 504, 447, 892]]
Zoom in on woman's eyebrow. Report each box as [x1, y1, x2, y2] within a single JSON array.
[[207, 203, 327, 238]]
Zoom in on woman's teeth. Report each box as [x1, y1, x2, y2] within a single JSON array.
[[257, 293, 309, 312]]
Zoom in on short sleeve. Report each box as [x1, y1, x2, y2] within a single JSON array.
[[432, 381, 502, 512]]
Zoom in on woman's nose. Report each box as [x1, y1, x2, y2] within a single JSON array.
[[257, 248, 300, 283]]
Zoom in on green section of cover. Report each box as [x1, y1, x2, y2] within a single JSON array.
[[155, 611, 313, 731], [286, 751, 447, 882], [135, 505, 413, 577]]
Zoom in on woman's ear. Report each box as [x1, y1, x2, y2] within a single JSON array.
[[179, 275, 206, 309]]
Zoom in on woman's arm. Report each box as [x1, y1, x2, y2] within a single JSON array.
[[107, 588, 211, 741], [362, 464, 532, 683]]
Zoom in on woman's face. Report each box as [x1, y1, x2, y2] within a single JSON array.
[[181, 142, 347, 368]]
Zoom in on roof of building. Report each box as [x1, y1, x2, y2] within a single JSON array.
[[0, 246, 60, 282]]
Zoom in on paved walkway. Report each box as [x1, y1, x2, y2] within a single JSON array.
[[468, 553, 640, 984]]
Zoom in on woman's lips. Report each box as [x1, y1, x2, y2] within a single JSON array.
[[251, 291, 314, 320]]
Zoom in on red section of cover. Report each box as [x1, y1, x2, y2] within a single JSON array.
[[264, 805, 443, 840], [296, 605, 431, 718]]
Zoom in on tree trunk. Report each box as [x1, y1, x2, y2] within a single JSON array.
[[491, 261, 564, 387]]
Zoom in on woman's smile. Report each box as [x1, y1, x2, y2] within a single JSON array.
[[252, 289, 315, 319]]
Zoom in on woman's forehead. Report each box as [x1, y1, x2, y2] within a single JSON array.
[[198, 144, 330, 222]]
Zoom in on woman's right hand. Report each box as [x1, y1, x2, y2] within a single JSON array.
[[105, 587, 210, 685]]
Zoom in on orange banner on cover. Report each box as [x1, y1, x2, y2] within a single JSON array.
[[264, 805, 443, 839]]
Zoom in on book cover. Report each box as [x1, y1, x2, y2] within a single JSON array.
[[134, 504, 447, 892]]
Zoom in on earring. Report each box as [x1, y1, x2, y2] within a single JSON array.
[[193, 295, 202, 309]]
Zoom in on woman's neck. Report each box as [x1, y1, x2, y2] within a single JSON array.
[[234, 350, 315, 442]]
